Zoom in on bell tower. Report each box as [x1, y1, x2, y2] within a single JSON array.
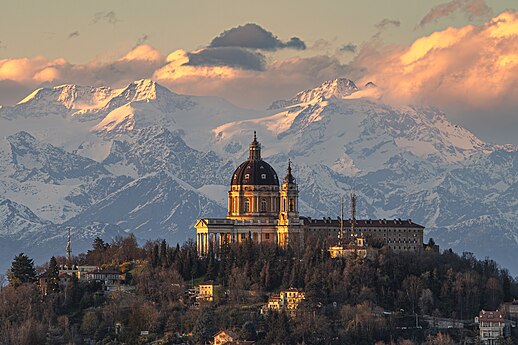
[[279, 160, 299, 220], [277, 160, 302, 248]]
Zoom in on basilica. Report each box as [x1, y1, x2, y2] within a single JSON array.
[[194, 133, 424, 255]]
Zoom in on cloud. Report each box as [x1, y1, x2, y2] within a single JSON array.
[[353, 11, 518, 141], [0, 45, 165, 102], [135, 34, 149, 47], [418, 0, 492, 27], [120, 44, 164, 63], [209, 23, 306, 51], [375, 19, 401, 30], [309, 39, 333, 51], [92, 11, 118, 24], [339, 43, 357, 53], [186, 47, 266, 71], [68, 31, 80, 39], [1, 12, 516, 144], [154, 52, 351, 108]]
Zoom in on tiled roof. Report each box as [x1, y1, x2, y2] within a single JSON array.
[[301, 217, 425, 229]]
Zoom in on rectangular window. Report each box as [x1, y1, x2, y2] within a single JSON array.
[[241, 233, 246, 240], [265, 233, 270, 240], [261, 174, 267, 179]]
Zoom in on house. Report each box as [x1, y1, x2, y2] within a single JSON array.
[[503, 299, 518, 320], [213, 330, 254, 345], [83, 269, 126, 291], [197, 281, 221, 302], [58, 265, 97, 280], [476, 309, 506, 344], [263, 288, 305, 314]]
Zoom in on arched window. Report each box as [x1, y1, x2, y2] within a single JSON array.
[[244, 198, 250, 212], [261, 199, 267, 212], [289, 198, 295, 212]]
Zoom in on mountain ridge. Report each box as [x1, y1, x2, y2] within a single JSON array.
[[0, 78, 517, 276]]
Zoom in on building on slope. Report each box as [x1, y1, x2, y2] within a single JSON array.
[[194, 133, 424, 255]]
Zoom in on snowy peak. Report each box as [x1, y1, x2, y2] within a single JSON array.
[[6, 131, 110, 183], [0, 198, 50, 236], [17, 84, 116, 110], [269, 78, 359, 109], [112, 79, 175, 104]]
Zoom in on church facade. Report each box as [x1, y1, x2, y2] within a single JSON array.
[[194, 133, 424, 255]]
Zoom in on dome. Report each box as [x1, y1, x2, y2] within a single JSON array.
[[231, 159, 279, 186], [231, 132, 279, 186]]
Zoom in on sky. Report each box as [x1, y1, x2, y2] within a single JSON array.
[[0, 0, 517, 144]]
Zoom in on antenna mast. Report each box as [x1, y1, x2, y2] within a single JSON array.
[[338, 195, 344, 246], [66, 225, 71, 262], [350, 192, 356, 237]]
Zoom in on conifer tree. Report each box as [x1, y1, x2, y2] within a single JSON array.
[[192, 308, 216, 345], [8, 253, 36, 287], [47, 256, 60, 293], [159, 239, 168, 267]]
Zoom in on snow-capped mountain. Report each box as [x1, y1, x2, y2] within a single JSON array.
[[0, 78, 517, 276]]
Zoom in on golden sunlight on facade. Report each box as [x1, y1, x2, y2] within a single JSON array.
[[194, 133, 424, 255]]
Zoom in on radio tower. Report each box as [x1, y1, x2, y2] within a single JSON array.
[[338, 195, 344, 246], [350, 192, 356, 238], [66, 225, 71, 262]]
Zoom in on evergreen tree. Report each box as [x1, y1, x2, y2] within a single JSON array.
[[152, 243, 160, 268], [192, 308, 216, 345], [47, 256, 60, 293], [240, 321, 257, 341], [8, 253, 36, 287], [93, 237, 106, 251], [206, 245, 217, 280], [159, 239, 168, 267]]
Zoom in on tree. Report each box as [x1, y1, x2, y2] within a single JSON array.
[[8, 253, 36, 287], [192, 308, 216, 345], [81, 311, 99, 338], [240, 321, 257, 341], [402, 275, 422, 314], [418, 288, 434, 315], [45, 256, 60, 294]]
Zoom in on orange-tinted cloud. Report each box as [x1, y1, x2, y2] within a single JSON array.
[[0, 45, 165, 103], [154, 52, 351, 108], [355, 11, 518, 109]]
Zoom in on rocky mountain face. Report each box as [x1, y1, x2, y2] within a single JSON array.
[[0, 79, 516, 275]]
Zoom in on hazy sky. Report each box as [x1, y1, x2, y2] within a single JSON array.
[[0, 0, 517, 144]]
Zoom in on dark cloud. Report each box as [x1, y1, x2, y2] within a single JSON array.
[[284, 37, 306, 50], [68, 31, 80, 39], [309, 39, 333, 51], [375, 18, 401, 30], [339, 43, 357, 53], [209, 23, 306, 51], [135, 34, 149, 47], [92, 11, 118, 24], [186, 47, 266, 71], [418, 0, 492, 27]]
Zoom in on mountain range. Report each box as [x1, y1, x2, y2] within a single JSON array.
[[0, 78, 516, 276]]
